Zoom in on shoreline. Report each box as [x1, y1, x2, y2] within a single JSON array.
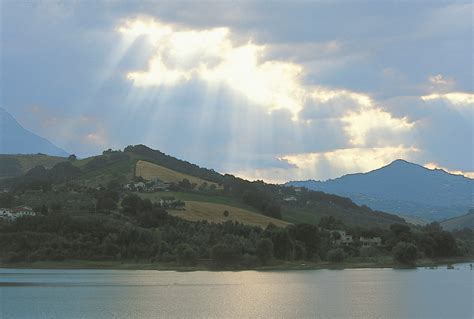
[[2, 257, 472, 272]]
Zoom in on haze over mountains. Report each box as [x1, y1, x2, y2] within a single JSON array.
[[2, 107, 472, 223], [0, 108, 68, 157], [287, 160, 474, 221]]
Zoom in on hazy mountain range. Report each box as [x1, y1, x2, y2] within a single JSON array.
[[287, 159, 474, 221], [0, 108, 68, 157]]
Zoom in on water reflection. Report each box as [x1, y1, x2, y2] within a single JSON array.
[[0, 264, 472, 318]]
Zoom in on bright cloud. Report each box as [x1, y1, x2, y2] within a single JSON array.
[[232, 146, 420, 183], [341, 107, 414, 146], [120, 18, 304, 117], [421, 92, 474, 106], [424, 162, 474, 179]]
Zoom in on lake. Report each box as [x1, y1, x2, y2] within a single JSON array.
[[1, 264, 472, 318]]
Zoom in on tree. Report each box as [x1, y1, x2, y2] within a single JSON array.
[[256, 238, 273, 264], [319, 216, 344, 230], [294, 241, 307, 260], [107, 179, 121, 191], [96, 197, 117, 212], [392, 242, 418, 265], [50, 202, 62, 213], [178, 178, 193, 190], [176, 244, 197, 266], [294, 223, 320, 259], [327, 248, 345, 262], [423, 222, 442, 233], [268, 228, 294, 260], [0, 193, 14, 208], [121, 194, 141, 215], [210, 244, 240, 266], [390, 223, 411, 236]]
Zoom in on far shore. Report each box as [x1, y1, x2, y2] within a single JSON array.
[[2, 257, 473, 272]]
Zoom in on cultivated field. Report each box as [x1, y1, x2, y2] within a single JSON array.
[[135, 160, 221, 189], [168, 200, 290, 228]]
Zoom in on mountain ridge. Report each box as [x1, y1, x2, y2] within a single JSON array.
[[286, 159, 473, 221], [0, 107, 68, 157]]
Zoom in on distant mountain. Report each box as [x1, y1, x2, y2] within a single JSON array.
[[286, 159, 474, 221], [441, 210, 474, 231], [0, 108, 68, 156]]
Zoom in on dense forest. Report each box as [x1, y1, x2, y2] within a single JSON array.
[[0, 192, 470, 267]]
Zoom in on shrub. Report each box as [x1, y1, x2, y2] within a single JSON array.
[[256, 238, 274, 264], [294, 240, 307, 260], [392, 242, 418, 265], [359, 246, 380, 258], [176, 244, 197, 266], [210, 244, 241, 266], [327, 248, 345, 262]]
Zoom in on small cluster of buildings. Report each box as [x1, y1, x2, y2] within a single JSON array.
[[330, 230, 382, 247], [0, 206, 36, 222], [158, 196, 184, 209], [123, 179, 172, 193]]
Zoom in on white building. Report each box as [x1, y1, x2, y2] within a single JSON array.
[[283, 196, 297, 202], [332, 230, 353, 245], [0, 206, 36, 221], [360, 236, 382, 247]]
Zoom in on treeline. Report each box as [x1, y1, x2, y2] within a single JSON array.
[[0, 195, 470, 267]]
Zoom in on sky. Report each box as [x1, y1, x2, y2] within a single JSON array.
[[1, 1, 472, 182]]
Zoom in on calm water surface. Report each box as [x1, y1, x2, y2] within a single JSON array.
[[1, 264, 472, 318]]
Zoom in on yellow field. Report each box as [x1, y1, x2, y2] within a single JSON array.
[[135, 160, 221, 189], [168, 201, 289, 228]]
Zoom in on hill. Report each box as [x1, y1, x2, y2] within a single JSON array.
[[135, 160, 221, 189], [0, 154, 67, 179], [287, 159, 473, 221], [0, 108, 68, 156], [0, 145, 406, 228], [441, 210, 474, 231]]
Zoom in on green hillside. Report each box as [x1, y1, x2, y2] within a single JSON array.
[[1, 145, 470, 269], [441, 211, 474, 231], [0, 145, 406, 228], [0, 154, 66, 179]]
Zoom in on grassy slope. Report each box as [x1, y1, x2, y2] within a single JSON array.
[[70, 156, 135, 186], [138, 192, 287, 228], [135, 160, 221, 188], [170, 201, 289, 228], [441, 212, 474, 231], [138, 191, 257, 211], [282, 202, 404, 228], [0, 154, 66, 178]]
